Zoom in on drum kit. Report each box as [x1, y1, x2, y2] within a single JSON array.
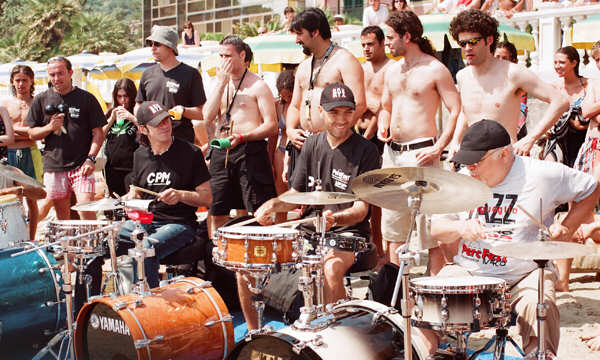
[[1, 161, 593, 360], [222, 167, 593, 360]]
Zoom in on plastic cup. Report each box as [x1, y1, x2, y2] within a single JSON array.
[[210, 138, 231, 149]]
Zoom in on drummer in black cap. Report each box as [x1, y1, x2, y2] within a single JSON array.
[[236, 83, 381, 330], [418, 120, 600, 358]]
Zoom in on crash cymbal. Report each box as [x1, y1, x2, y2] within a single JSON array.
[[279, 191, 357, 205], [0, 163, 44, 189], [493, 241, 589, 260], [71, 197, 123, 212], [351, 167, 492, 214]]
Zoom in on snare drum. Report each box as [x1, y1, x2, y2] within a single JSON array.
[[0, 244, 64, 346], [0, 194, 28, 249], [46, 220, 111, 254], [213, 226, 300, 271], [74, 277, 234, 360], [410, 276, 508, 332], [226, 300, 429, 360]]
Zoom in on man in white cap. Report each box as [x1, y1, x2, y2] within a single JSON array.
[[136, 26, 206, 143]]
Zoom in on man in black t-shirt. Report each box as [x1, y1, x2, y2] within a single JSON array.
[[27, 56, 106, 220], [119, 101, 212, 288], [243, 83, 381, 330], [135, 26, 206, 143]]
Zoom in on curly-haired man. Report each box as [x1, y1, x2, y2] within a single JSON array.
[[448, 9, 568, 157]]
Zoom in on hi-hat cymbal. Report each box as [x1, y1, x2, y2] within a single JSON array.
[[71, 197, 123, 212], [493, 241, 589, 260], [351, 167, 492, 214], [0, 163, 44, 189], [279, 191, 357, 205]]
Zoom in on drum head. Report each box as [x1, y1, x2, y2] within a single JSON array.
[[219, 226, 299, 237], [78, 303, 137, 360], [411, 276, 505, 291], [0, 194, 18, 204]]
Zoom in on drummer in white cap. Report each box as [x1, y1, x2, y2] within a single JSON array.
[[419, 120, 600, 358]]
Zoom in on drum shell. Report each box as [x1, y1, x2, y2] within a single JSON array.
[[46, 220, 110, 253], [227, 300, 429, 360], [0, 196, 28, 249], [214, 227, 299, 270], [0, 245, 64, 345], [410, 276, 506, 332], [74, 277, 234, 360]]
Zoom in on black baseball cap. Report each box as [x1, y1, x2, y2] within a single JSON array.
[[451, 119, 511, 165], [320, 82, 356, 111], [136, 101, 170, 126]]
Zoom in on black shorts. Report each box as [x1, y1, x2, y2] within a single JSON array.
[[208, 141, 276, 216], [285, 142, 302, 183]]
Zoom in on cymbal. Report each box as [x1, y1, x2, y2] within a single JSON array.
[[279, 191, 357, 205], [351, 167, 492, 214], [493, 241, 589, 260], [71, 197, 122, 212], [0, 163, 44, 189]]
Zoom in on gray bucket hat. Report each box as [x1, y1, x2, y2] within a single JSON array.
[[146, 26, 179, 55]]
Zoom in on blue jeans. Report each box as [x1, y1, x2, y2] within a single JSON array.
[[118, 220, 195, 288]]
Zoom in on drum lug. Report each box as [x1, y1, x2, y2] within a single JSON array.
[[38, 264, 61, 274], [204, 314, 233, 327], [292, 252, 298, 261], [185, 281, 212, 293], [271, 252, 277, 264], [134, 335, 164, 349], [441, 294, 449, 326], [272, 240, 278, 252], [220, 237, 227, 248], [292, 334, 323, 354]]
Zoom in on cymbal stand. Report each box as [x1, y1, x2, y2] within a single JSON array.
[[128, 221, 155, 296], [533, 227, 550, 360], [33, 238, 76, 360], [390, 181, 427, 360], [101, 221, 126, 296]]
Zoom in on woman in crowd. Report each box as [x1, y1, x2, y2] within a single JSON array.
[[102, 78, 138, 196], [181, 20, 201, 48]]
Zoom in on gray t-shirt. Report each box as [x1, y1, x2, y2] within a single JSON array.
[[447, 156, 597, 286]]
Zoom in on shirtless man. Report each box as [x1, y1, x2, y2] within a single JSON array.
[[203, 35, 278, 236], [448, 9, 569, 155], [359, 25, 394, 264], [1, 65, 42, 240], [285, 7, 365, 180], [378, 11, 461, 272]]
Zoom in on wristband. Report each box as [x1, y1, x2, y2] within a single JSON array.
[[238, 133, 244, 143]]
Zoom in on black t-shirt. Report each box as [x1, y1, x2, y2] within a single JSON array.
[[129, 137, 210, 225], [26, 87, 107, 171], [104, 108, 138, 171], [291, 132, 382, 238], [136, 63, 206, 142]]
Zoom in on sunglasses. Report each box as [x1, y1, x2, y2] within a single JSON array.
[[183, 26, 191, 29], [150, 41, 164, 47], [47, 56, 68, 63], [457, 36, 483, 48]]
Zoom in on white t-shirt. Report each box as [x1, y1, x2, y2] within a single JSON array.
[[445, 156, 597, 286], [362, 6, 389, 27]]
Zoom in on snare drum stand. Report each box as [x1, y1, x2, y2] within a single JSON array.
[[390, 181, 427, 360], [128, 221, 155, 296], [243, 270, 273, 336], [294, 206, 330, 331], [101, 222, 126, 296]]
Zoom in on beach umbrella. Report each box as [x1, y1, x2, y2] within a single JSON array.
[[419, 14, 535, 51], [571, 14, 600, 50], [67, 51, 103, 71], [245, 34, 306, 65], [0, 59, 48, 87]]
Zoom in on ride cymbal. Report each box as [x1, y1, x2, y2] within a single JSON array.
[[351, 167, 492, 214], [493, 241, 589, 260]]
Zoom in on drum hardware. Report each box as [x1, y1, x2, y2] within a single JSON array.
[[241, 270, 272, 337], [101, 220, 127, 297], [127, 220, 156, 296], [0, 162, 45, 189], [70, 196, 124, 212]]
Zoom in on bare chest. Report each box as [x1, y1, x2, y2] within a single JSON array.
[[389, 68, 435, 98]]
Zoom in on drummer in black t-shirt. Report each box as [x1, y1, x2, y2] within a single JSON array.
[[119, 101, 212, 288], [248, 83, 381, 330]]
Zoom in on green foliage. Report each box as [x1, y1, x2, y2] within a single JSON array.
[[199, 33, 227, 41], [232, 18, 283, 38], [0, 0, 140, 63]]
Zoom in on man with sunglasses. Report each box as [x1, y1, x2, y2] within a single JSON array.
[[418, 120, 600, 358], [135, 26, 206, 144], [448, 10, 569, 157], [378, 11, 461, 273], [27, 56, 105, 220]]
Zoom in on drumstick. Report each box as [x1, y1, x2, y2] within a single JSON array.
[[516, 204, 550, 234], [130, 185, 159, 197], [270, 216, 318, 228], [226, 216, 258, 227], [483, 223, 527, 232]]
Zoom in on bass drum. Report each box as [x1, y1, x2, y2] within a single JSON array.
[[0, 244, 64, 345], [226, 300, 429, 360], [74, 277, 234, 360]]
